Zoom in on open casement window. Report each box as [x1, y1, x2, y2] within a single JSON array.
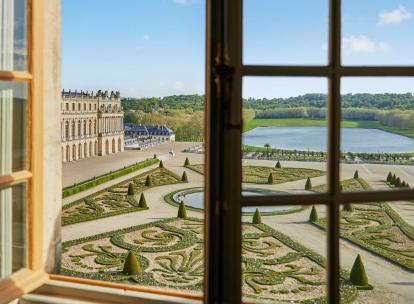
[[207, 0, 414, 303], [0, 0, 47, 302]]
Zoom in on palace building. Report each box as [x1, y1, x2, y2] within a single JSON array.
[[61, 89, 124, 163]]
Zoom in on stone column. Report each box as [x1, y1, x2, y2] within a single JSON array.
[[0, 0, 14, 278]]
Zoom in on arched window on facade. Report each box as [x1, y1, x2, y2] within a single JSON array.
[[66, 145, 70, 162], [95, 141, 98, 156], [65, 121, 69, 138], [84, 143, 87, 157], [78, 120, 81, 137], [89, 142, 92, 156], [72, 144, 76, 160], [105, 140, 109, 154], [118, 138, 121, 152], [89, 120, 92, 135], [83, 120, 87, 135], [78, 143, 82, 159], [112, 138, 115, 153], [94, 120, 97, 134], [71, 121, 75, 137]]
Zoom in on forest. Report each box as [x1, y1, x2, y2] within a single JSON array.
[[122, 93, 414, 140]]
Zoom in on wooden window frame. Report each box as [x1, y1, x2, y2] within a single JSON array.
[[0, 0, 48, 302], [2, 0, 414, 303]]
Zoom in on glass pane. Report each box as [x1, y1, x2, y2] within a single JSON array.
[[242, 77, 328, 194], [60, 0, 205, 296], [342, 0, 414, 66], [340, 77, 414, 192], [338, 201, 414, 303], [241, 205, 331, 303], [0, 0, 28, 71], [0, 182, 27, 279], [243, 0, 329, 65], [0, 80, 28, 174]]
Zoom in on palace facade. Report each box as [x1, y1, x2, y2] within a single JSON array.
[[61, 89, 124, 163]]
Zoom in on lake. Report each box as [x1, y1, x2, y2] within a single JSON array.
[[243, 126, 414, 153]]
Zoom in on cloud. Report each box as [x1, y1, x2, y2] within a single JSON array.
[[378, 5, 412, 25], [142, 35, 150, 41], [342, 35, 391, 54], [173, 0, 196, 5]]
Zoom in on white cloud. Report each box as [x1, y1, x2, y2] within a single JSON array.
[[342, 35, 391, 54], [378, 5, 412, 25], [142, 35, 150, 41], [173, 0, 196, 5]]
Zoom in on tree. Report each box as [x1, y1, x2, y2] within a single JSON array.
[[127, 183, 135, 196], [181, 171, 188, 182], [145, 175, 152, 187], [353, 170, 359, 179], [350, 254, 369, 286], [139, 193, 148, 208], [401, 181, 407, 188], [184, 157, 190, 166], [305, 177, 312, 190], [395, 177, 401, 187], [264, 143, 271, 159], [386, 172, 393, 183], [275, 161, 281, 168], [159, 160, 164, 168], [309, 205, 318, 222], [343, 202, 353, 212], [267, 173, 274, 184], [123, 251, 141, 275], [252, 208, 262, 224], [392, 174, 397, 184], [177, 202, 187, 219]]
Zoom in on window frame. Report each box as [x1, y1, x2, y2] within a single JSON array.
[[0, 0, 47, 302]]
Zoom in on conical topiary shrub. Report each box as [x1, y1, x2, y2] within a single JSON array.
[[181, 171, 188, 182], [305, 177, 312, 190], [343, 202, 353, 212], [159, 160, 164, 168], [145, 175, 152, 187], [122, 251, 141, 275], [395, 177, 401, 187], [350, 254, 369, 286], [139, 193, 148, 208], [309, 205, 318, 222], [252, 208, 262, 224], [275, 161, 281, 168], [127, 183, 135, 196], [401, 181, 407, 188], [184, 157, 190, 166], [177, 201, 188, 219], [392, 174, 397, 184], [267, 173, 274, 184], [354, 170, 359, 179], [386, 172, 392, 183]]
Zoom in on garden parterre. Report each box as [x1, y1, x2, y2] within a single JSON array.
[[62, 168, 183, 225], [61, 218, 358, 303]]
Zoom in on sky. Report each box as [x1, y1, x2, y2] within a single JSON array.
[[62, 0, 414, 99]]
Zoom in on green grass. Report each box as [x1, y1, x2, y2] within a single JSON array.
[[243, 118, 414, 138], [62, 159, 159, 198]]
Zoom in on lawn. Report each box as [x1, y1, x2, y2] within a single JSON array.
[[60, 217, 358, 303], [187, 164, 325, 185], [62, 167, 183, 225], [243, 118, 414, 138]]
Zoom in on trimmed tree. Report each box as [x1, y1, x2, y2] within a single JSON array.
[[305, 177, 312, 190], [159, 160, 164, 168], [138, 193, 148, 208], [177, 202, 188, 219], [350, 254, 369, 286], [184, 157, 190, 166], [401, 181, 407, 188], [127, 183, 135, 196], [123, 251, 141, 275], [343, 202, 353, 212], [395, 177, 401, 187], [181, 171, 188, 182], [353, 170, 359, 179], [386, 172, 393, 183], [145, 175, 152, 187], [275, 161, 281, 168], [252, 208, 262, 224], [267, 173, 274, 184], [392, 174, 397, 184], [309, 205, 318, 222]]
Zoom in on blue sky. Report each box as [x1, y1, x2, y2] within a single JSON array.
[[62, 0, 414, 98]]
